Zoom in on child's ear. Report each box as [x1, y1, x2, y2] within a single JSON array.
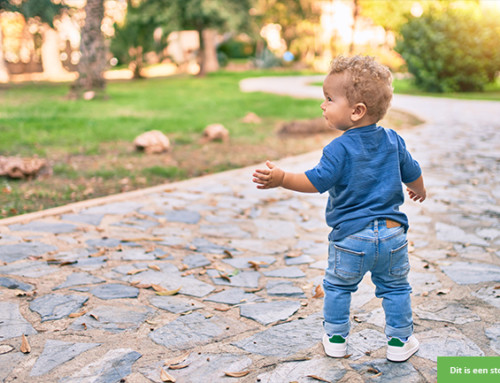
[[351, 103, 367, 122]]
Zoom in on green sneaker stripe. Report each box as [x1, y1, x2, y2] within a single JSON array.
[[388, 338, 405, 347], [329, 335, 346, 344]]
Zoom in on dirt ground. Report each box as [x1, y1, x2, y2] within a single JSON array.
[[0, 109, 422, 218]]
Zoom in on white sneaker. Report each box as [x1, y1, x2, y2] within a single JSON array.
[[322, 334, 347, 358], [386, 335, 419, 362]]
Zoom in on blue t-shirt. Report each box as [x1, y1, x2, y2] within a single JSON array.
[[305, 124, 421, 241]]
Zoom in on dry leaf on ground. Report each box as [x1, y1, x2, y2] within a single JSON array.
[[160, 367, 176, 382], [148, 264, 161, 271], [155, 286, 182, 296], [312, 285, 325, 299], [127, 268, 147, 275], [20, 334, 31, 353], [69, 311, 87, 318], [437, 288, 451, 295], [306, 375, 330, 382], [224, 371, 250, 377]]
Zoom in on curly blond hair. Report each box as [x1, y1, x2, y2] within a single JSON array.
[[329, 55, 393, 122]]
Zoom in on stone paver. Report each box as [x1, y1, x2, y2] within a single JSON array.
[[0, 76, 499, 382]]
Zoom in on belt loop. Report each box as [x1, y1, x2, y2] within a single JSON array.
[[374, 219, 379, 234]]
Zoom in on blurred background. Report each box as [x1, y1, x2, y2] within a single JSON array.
[[0, 0, 499, 90]]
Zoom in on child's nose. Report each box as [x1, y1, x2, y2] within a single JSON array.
[[320, 101, 326, 110]]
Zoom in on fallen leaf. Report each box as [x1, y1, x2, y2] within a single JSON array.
[[148, 264, 161, 271], [156, 253, 171, 259], [59, 261, 78, 266], [423, 262, 430, 269], [367, 367, 380, 374], [0, 344, 14, 354], [146, 320, 158, 325], [306, 375, 330, 382], [122, 237, 162, 242], [198, 269, 207, 275], [244, 287, 263, 293], [20, 334, 31, 353], [224, 371, 250, 378], [152, 284, 167, 292], [156, 287, 182, 296], [223, 250, 233, 258], [82, 323, 87, 330], [422, 291, 429, 297], [285, 251, 302, 258], [312, 285, 324, 299], [90, 249, 106, 257], [135, 283, 152, 289], [90, 313, 99, 321], [437, 288, 451, 295], [69, 311, 87, 318], [165, 352, 190, 367], [160, 367, 176, 382], [494, 285, 500, 290], [353, 316, 362, 323], [343, 354, 352, 359], [179, 264, 189, 271], [168, 364, 188, 370], [214, 306, 231, 312], [248, 260, 268, 271], [218, 273, 231, 282], [127, 268, 147, 275]]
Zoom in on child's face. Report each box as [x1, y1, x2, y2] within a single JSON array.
[[321, 74, 354, 131]]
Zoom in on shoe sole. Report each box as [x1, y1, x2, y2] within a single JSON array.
[[387, 344, 419, 362], [322, 334, 347, 358]]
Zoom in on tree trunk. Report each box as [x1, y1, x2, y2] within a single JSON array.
[[196, 28, 205, 77], [202, 29, 219, 73], [71, 0, 107, 98], [41, 25, 69, 80], [0, 23, 9, 83]]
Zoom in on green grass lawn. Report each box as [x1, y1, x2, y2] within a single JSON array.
[[0, 70, 321, 157]]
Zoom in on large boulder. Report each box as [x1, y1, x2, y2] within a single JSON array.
[[134, 130, 170, 154]]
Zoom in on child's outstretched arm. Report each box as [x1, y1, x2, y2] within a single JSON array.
[[405, 175, 426, 202], [253, 160, 318, 193]]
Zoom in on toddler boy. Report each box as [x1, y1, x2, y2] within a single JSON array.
[[252, 55, 426, 362]]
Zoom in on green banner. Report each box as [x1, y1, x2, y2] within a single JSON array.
[[438, 357, 500, 382]]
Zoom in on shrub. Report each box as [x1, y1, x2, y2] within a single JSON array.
[[396, 7, 500, 92]]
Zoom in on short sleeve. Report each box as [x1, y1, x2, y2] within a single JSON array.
[[305, 142, 344, 193], [397, 135, 422, 183]]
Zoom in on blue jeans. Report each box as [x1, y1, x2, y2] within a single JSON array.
[[323, 219, 413, 340]]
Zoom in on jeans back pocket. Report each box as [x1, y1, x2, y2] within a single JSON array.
[[389, 240, 410, 277], [333, 244, 364, 281]]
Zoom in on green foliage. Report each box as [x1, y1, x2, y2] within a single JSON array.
[[1, 0, 68, 27], [359, 0, 414, 33], [218, 38, 255, 59], [173, 0, 252, 32], [396, 5, 500, 92], [254, 0, 320, 58], [110, 0, 172, 73]]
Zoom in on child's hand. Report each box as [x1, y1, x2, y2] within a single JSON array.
[[406, 187, 426, 202], [252, 161, 285, 189]]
